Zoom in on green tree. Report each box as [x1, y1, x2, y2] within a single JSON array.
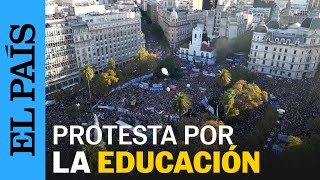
[[126, 48, 157, 77], [81, 64, 94, 107], [155, 57, 183, 79], [107, 58, 116, 70], [220, 80, 268, 117], [172, 92, 192, 116], [230, 66, 257, 84], [98, 69, 119, 94], [287, 136, 303, 148], [216, 69, 232, 87]]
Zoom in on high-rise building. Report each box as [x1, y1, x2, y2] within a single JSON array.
[[46, 17, 79, 94], [46, 7, 145, 94]]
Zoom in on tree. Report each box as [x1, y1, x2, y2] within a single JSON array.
[[172, 92, 191, 116], [230, 66, 257, 84], [126, 48, 157, 77], [81, 144, 104, 172], [287, 136, 303, 148], [81, 64, 94, 107], [98, 69, 119, 94], [220, 80, 268, 117], [216, 69, 232, 87], [155, 56, 183, 79], [107, 58, 116, 70]]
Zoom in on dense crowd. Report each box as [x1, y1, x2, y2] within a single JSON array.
[[46, 56, 320, 174]]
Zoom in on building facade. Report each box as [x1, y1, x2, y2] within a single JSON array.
[[147, 0, 160, 23], [158, 0, 205, 48], [179, 24, 215, 63], [46, 18, 79, 94], [211, 4, 252, 39], [46, 10, 145, 94], [248, 8, 320, 79]]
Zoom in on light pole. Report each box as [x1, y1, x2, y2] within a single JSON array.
[[76, 103, 80, 121]]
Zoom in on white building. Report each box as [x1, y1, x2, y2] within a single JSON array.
[[248, 8, 320, 79], [190, 0, 203, 10], [158, 0, 206, 48], [288, 0, 309, 15], [211, 4, 253, 39], [46, 9, 145, 94], [179, 24, 215, 63], [251, 7, 271, 19], [50, 0, 105, 6]]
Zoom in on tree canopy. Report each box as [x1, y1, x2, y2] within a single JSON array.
[[126, 48, 157, 77], [155, 57, 183, 79], [172, 92, 192, 116], [220, 80, 268, 117], [216, 69, 232, 87]]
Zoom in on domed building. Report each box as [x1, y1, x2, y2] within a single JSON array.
[[248, 6, 320, 79]]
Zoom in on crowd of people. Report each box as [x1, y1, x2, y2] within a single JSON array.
[[45, 54, 320, 174]]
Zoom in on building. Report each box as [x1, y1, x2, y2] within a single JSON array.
[[251, 7, 271, 19], [179, 24, 215, 63], [147, 0, 161, 23], [251, 7, 271, 29], [49, 0, 106, 6], [78, 11, 145, 73], [247, 7, 320, 79], [158, 0, 206, 48], [274, 0, 290, 10], [287, 0, 309, 15], [190, 0, 204, 10], [46, 17, 79, 94], [211, 3, 253, 39], [141, 0, 148, 11], [46, 9, 145, 94]]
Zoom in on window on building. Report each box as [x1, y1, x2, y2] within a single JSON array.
[[290, 64, 293, 70], [283, 56, 286, 61], [294, 50, 297, 54], [265, 46, 268, 51], [263, 60, 265, 64], [264, 53, 267, 58], [285, 49, 288, 53], [288, 72, 291, 77], [274, 47, 276, 51], [261, 68, 264, 72]]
